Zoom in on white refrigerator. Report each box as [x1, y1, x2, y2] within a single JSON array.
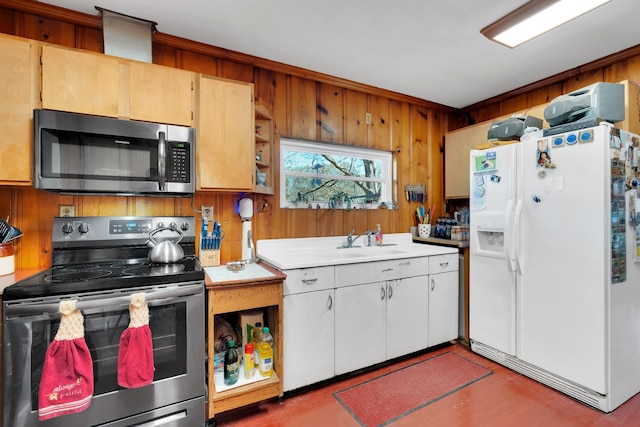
[[469, 123, 640, 412]]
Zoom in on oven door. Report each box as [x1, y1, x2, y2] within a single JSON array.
[[3, 281, 205, 427]]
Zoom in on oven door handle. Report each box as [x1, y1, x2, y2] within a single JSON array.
[[4, 283, 202, 318]]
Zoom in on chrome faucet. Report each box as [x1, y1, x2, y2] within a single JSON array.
[[341, 229, 376, 248]]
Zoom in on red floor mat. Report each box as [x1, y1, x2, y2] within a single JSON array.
[[334, 352, 492, 427]]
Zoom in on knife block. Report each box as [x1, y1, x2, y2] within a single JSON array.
[[199, 249, 220, 267]]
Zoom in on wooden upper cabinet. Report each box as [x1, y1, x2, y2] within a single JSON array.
[[0, 35, 37, 185], [129, 62, 194, 126], [197, 75, 254, 191], [41, 44, 120, 117], [444, 122, 491, 199]]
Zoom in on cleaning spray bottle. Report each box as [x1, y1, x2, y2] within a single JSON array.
[[375, 224, 383, 246]]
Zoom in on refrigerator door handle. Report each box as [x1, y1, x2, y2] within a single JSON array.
[[514, 198, 524, 274], [505, 198, 515, 273]]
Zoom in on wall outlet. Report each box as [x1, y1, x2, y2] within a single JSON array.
[[59, 205, 75, 217], [201, 205, 214, 221], [365, 112, 372, 125]]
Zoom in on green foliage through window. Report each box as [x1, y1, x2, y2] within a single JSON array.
[[280, 138, 392, 209]]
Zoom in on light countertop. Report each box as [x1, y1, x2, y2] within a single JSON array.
[[257, 233, 457, 270]]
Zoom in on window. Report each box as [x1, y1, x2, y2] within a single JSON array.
[[280, 138, 393, 209]]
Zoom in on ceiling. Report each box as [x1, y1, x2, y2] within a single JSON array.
[[39, 0, 640, 109]]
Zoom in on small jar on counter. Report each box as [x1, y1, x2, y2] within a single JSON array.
[[0, 243, 15, 276]]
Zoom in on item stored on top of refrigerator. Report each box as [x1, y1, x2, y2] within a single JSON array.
[[487, 115, 543, 141], [543, 82, 624, 136]]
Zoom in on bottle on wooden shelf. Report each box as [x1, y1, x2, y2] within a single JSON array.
[[224, 340, 240, 385], [258, 326, 274, 377]]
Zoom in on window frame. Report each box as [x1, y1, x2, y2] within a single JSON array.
[[279, 137, 393, 209]]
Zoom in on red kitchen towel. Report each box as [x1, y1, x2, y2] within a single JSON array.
[[38, 300, 94, 421], [118, 293, 155, 388]]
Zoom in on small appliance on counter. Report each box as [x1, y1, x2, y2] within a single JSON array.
[[239, 197, 255, 261]]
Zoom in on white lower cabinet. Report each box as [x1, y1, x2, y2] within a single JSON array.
[[428, 254, 459, 347], [282, 266, 335, 392], [283, 289, 335, 391], [335, 281, 387, 375], [278, 252, 458, 392], [334, 275, 431, 375], [386, 276, 430, 358]]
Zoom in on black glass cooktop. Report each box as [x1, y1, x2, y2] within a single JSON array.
[[3, 256, 204, 301]]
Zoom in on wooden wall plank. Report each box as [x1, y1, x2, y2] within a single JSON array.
[[318, 83, 344, 143], [369, 95, 390, 151], [178, 49, 218, 74], [390, 100, 411, 233], [219, 59, 254, 83], [0, 6, 12, 33], [152, 43, 177, 67], [287, 75, 316, 140], [344, 90, 367, 146], [19, 12, 74, 46]]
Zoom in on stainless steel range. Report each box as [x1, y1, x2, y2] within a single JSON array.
[[3, 216, 206, 427]]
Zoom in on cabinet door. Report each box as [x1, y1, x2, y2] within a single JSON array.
[[386, 276, 429, 359], [283, 290, 334, 391], [444, 123, 490, 199], [428, 271, 459, 347], [197, 75, 254, 191], [129, 62, 194, 126], [335, 282, 386, 375], [41, 45, 119, 117], [0, 35, 34, 184]]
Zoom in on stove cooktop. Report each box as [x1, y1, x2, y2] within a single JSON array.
[[3, 256, 204, 301]]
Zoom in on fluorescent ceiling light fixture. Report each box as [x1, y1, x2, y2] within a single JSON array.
[[481, 0, 612, 48]]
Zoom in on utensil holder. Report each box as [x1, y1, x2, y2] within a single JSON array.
[[200, 249, 220, 267], [418, 224, 431, 238]]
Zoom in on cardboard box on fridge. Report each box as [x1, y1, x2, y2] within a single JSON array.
[[239, 309, 264, 348]]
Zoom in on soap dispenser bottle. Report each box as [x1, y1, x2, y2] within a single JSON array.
[[375, 224, 383, 246]]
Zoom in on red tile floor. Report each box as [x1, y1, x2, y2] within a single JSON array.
[[213, 342, 640, 427]]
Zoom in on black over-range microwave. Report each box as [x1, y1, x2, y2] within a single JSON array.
[[34, 109, 196, 196]]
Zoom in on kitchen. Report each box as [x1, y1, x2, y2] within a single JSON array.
[[2, 0, 640, 426]]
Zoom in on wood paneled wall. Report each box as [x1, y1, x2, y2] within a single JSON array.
[[454, 46, 640, 128], [0, 1, 452, 268]]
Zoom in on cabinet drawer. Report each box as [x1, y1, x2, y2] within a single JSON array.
[[335, 257, 429, 287], [283, 266, 335, 295], [429, 254, 458, 274]]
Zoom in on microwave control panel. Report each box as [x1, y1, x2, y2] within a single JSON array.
[[167, 142, 191, 183]]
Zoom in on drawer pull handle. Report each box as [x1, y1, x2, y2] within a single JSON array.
[[382, 268, 394, 272], [439, 261, 449, 267], [302, 278, 318, 284]]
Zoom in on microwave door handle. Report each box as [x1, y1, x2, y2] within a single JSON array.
[[158, 131, 166, 191]]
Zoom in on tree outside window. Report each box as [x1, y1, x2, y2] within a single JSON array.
[[280, 138, 393, 209]]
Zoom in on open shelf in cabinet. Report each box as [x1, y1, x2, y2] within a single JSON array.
[[205, 267, 285, 421], [254, 104, 275, 195]]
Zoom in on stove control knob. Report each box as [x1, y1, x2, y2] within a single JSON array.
[[169, 222, 177, 230], [180, 222, 189, 231], [78, 223, 89, 234], [61, 222, 74, 235], [156, 222, 164, 229]]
